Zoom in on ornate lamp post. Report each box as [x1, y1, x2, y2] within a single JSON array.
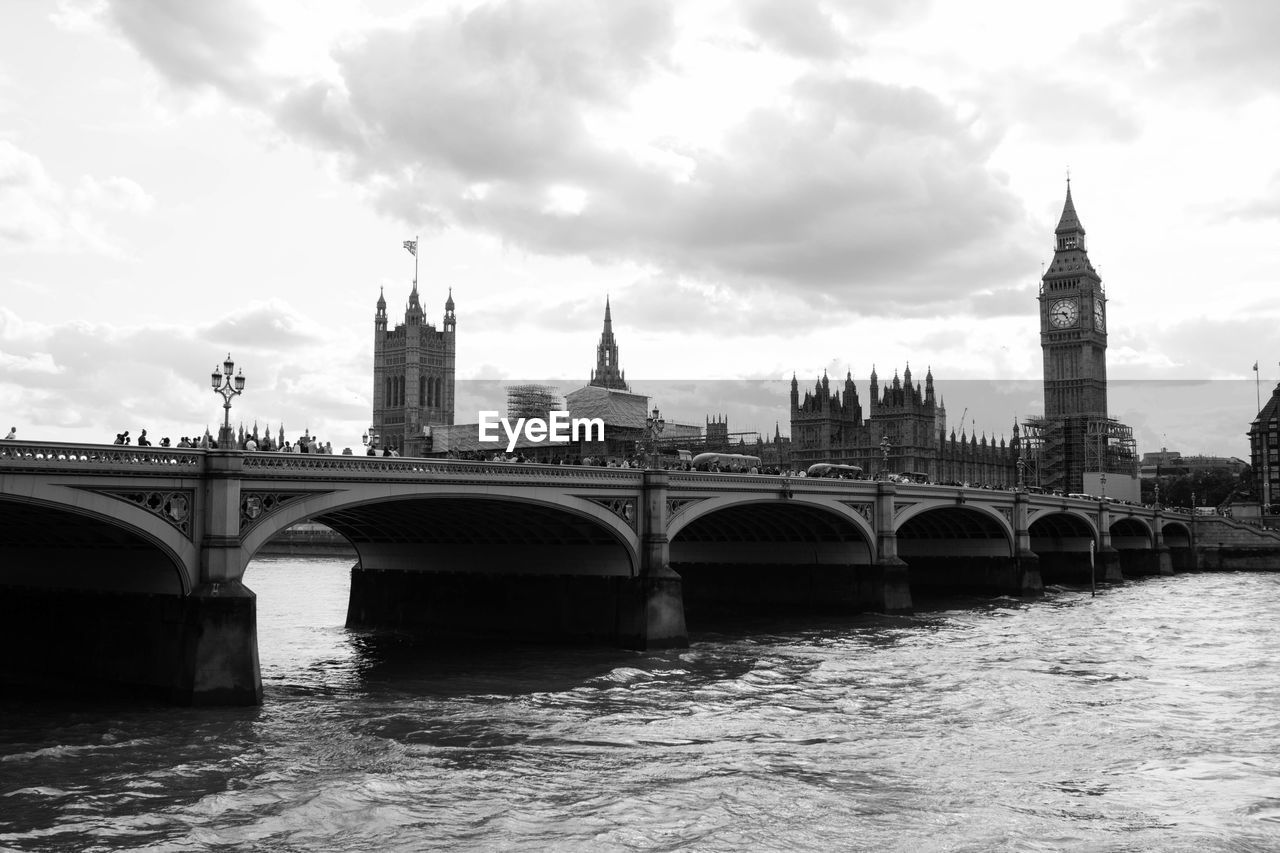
[[362, 425, 380, 456], [1153, 477, 1161, 509], [645, 406, 665, 469], [879, 435, 891, 480], [1016, 451, 1027, 491], [210, 353, 246, 448]]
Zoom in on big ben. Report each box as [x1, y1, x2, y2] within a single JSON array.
[[1026, 180, 1136, 498], [1040, 180, 1108, 418]]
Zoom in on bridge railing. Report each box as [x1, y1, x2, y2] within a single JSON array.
[[239, 452, 648, 483], [0, 440, 204, 470]]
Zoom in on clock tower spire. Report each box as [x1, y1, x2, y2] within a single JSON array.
[[1040, 179, 1107, 418]]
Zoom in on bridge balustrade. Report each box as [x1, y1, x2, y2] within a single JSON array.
[[0, 440, 203, 469]]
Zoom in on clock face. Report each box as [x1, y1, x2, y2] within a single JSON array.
[[1094, 301, 1106, 331], [1049, 298, 1079, 328]]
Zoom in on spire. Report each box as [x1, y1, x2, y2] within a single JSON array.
[[445, 287, 455, 311], [1055, 179, 1083, 236], [589, 298, 628, 390]]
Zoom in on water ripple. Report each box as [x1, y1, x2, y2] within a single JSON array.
[[2, 561, 1280, 851]]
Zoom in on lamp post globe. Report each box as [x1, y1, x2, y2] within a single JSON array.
[[211, 353, 246, 449]]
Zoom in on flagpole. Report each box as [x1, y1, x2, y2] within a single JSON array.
[[414, 233, 419, 288]]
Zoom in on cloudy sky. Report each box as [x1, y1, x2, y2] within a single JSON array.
[[2, 0, 1278, 456]]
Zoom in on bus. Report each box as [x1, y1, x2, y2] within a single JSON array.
[[897, 471, 930, 484], [691, 452, 762, 472], [806, 463, 864, 479]]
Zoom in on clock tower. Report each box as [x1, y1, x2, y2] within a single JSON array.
[[1040, 181, 1107, 418]]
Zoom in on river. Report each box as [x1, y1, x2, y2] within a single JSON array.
[[2, 558, 1279, 851]]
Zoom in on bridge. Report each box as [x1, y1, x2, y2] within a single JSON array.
[[3, 439, 1276, 705]]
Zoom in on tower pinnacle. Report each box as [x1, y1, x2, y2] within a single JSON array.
[[589, 298, 628, 390]]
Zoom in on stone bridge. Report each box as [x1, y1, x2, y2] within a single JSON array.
[[4, 440, 1266, 705]]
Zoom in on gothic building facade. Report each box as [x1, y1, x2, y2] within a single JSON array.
[[1025, 181, 1137, 497], [371, 281, 456, 456], [789, 365, 1021, 485]]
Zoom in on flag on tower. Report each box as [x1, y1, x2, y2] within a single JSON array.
[[1254, 361, 1260, 371], [403, 239, 417, 256]]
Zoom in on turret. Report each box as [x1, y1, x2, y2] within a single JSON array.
[[407, 281, 423, 325]]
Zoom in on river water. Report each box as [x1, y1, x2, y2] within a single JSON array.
[[2, 558, 1279, 851]]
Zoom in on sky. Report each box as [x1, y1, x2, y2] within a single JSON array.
[[2, 0, 1278, 458]]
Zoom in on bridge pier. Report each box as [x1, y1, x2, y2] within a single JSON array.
[[176, 582, 263, 705], [1117, 548, 1172, 577], [1096, 547, 1124, 583], [874, 483, 915, 611], [622, 470, 688, 649], [901, 555, 1042, 597], [0, 582, 261, 705]]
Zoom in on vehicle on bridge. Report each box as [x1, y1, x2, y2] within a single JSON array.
[[897, 471, 930, 484], [691, 452, 762, 472], [806, 463, 863, 479]]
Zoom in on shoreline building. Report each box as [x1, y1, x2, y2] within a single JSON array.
[[1248, 382, 1280, 513], [371, 280, 457, 457], [789, 366, 1021, 485], [1022, 181, 1138, 498]]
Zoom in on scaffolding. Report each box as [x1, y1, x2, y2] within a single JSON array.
[[1022, 415, 1138, 494], [505, 384, 561, 421]]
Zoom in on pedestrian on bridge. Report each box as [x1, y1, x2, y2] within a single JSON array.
[[3, 427, 14, 440]]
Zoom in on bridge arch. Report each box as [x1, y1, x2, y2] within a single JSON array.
[[0, 493, 192, 595], [890, 501, 1027, 596], [667, 494, 876, 559], [1029, 509, 1100, 585], [1110, 516, 1153, 549], [894, 502, 1015, 557], [667, 495, 879, 620], [240, 486, 640, 577], [1162, 520, 1192, 546]]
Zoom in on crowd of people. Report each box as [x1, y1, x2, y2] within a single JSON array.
[[105, 428, 340, 455]]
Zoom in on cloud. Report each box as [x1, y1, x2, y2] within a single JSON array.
[[1219, 171, 1280, 222], [99, 0, 1040, 316], [1083, 0, 1280, 101], [74, 175, 155, 214], [0, 302, 371, 446], [0, 140, 152, 256], [987, 77, 1142, 144], [103, 0, 276, 102], [0, 140, 65, 248], [741, 0, 848, 60]]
